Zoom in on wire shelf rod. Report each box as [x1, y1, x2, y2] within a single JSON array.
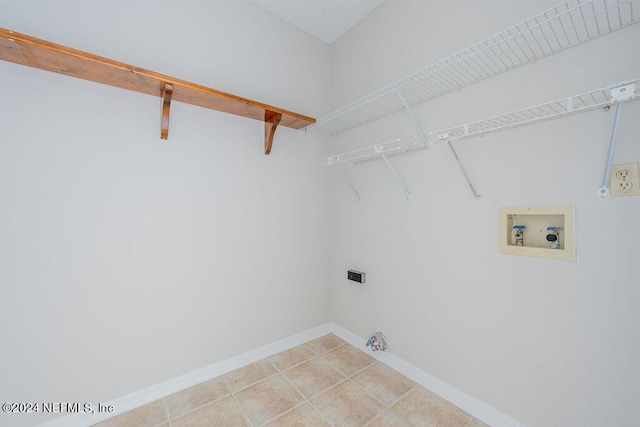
[[380, 153, 411, 201], [397, 90, 429, 148], [329, 163, 361, 202], [591, 1, 603, 33], [448, 142, 481, 198]]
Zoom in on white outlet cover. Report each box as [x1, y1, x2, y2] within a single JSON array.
[[610, 162, 640, 197]]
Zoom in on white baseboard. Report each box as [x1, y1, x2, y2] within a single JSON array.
[[329, 323, 526, 427], [40, 322, 524, 427], [39, 323, 332, 427]]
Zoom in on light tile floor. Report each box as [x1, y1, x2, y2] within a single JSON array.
[[93, 334, 489, 427]]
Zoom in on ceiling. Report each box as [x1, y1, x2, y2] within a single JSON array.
[[249, 0, 385, 44]]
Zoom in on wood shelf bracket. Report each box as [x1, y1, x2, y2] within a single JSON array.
[[160, 83, 173, 140], [264, 111, 282, 155]]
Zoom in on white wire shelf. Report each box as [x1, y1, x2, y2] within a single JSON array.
[[325, 139, 425, 201], [304, 0, 638, 135], [323, 139, 426, 166], [431, 78, 639, 142]]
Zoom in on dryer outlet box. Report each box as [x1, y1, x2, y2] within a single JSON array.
[[347, 270, 366, 283]]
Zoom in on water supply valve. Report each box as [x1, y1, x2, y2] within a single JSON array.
[[366, 332, 387, 352], [546, 227, 562, 249], [512, 225, 526, 246]]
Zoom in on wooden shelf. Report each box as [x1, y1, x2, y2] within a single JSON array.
[[0, 27, 315, 154]]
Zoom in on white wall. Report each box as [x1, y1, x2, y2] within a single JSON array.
[[330, 0, 640, 426], [0, 1, 332, 426]]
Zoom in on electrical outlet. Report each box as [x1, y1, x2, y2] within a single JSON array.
[[616, 170, 631, 180], [610, 162, 640, 197]]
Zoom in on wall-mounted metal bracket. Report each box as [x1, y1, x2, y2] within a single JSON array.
[[397, 89, 429, 148], [596, 84, 636, 197], [378, 146, 410, 201], [447, 141, 481, 198], [328, 156, 361, 202], [596, 102, 622, 197]]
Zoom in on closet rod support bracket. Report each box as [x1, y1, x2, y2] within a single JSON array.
[[264, 111, 282, 155], [160, 83, 174, 140], [379, 150, 410, 201], [328, 160, 361, 202], [597, 84, 635, 197], [448, 141, 481, 199], [596, 102, 623, 198], [396, 89, 429, 148]]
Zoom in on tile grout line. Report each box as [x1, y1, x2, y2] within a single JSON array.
[[308, 376, 351, 401], [341, 377, 389, 425], [166, 383, 234, 424], [298, 371, 349, 402], [277, 354, 322, 374], [333, 354, 417, 427], [288, 343, 340, 427], [306, 399, 335, 426], [222, 375, 254, 427], [299, 337, 341, 426], [309, 338, 387, 425], [465, 417, 480, 427], [363, 409, 387, 427], [222, 347, 318, 426], [302, 342, 320, 356], [361, 384, 421, 427], [255, 401, 306, 427], [269, 344, 318, 371], [258, 338, 343, 427], [349, 366, 396, 406], [272, 357, 336, 427], [393, 383, 477, 427], [278, 335, 348, 426], [307, 347, 345, 359], [304, 374, 393, 427], [256, 360, 309, 427], [228, 370, 281, 394], [388, 384, 420, 409], [161, 399, 172, 427], [363, 408, 414, 427]]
